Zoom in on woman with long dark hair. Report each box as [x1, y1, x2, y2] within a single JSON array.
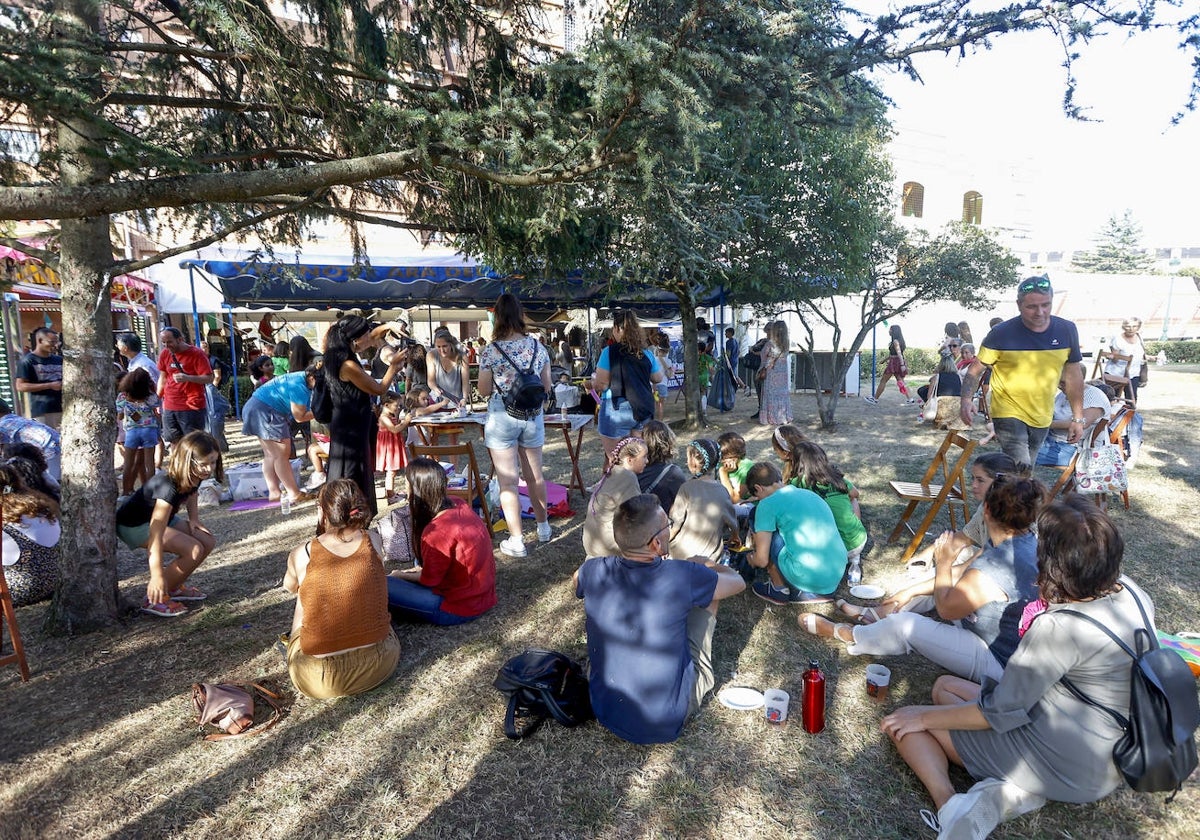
[[323, 314, 405, 516], [282, 479, 399, 698], [386, 458, 497, 624], [477, 293, 552, 559], [592, 310, 664, 456], [758, 320, 792, 426], [864, 324, 914, 405]]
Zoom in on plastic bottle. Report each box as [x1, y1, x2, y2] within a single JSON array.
[[847, 559, 862, 585], [801, 659, 826, 734], [279, 493, 292, 516]]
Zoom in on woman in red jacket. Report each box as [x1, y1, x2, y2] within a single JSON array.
[[387, 457, 497, 625]]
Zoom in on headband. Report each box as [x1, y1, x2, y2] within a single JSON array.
[[773, 427, 790, 453], [687, 440, 712, 475]]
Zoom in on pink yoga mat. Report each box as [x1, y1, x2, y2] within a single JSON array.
[[518, 480, 567, 515]]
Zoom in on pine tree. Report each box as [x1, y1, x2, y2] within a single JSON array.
[[1071, 211, 1156, 273]]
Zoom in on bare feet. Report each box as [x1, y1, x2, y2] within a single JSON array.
[[799, 613, 854, 643]]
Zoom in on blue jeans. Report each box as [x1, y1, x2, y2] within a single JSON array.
[[386, 577, 478, 626], [992, 417, 1050, 468], [1035, 436, 1076, 466]]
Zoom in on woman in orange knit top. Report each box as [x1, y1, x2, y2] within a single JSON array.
[[282, 479, 400, 699]]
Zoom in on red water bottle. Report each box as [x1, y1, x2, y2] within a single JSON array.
[[802, 659, 826, 734]]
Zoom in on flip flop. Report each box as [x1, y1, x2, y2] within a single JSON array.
[[141, 599, 187, 617], [836, 598, 882, 625]]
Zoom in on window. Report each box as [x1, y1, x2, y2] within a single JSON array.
[[962, 191, 983, 225], [1156, 248, 1173, 259], [1047, 251, 1063, 263], [1182, 247, 1200, 259], [901, 181, 924, 218], [0, 128, 39, 165]]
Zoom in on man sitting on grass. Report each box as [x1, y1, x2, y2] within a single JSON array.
[[574, 494, 746, 744]]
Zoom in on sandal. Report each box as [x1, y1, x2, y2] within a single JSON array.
[[141, 599, 188, 617], [836, 598, 883, 625], [169, 585, 208, 602], [798, 613, 854, 643]]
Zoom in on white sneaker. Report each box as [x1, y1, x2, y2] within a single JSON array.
[[305, 472, 327, 491], [936, 778, 1045, 839], [537, 521, 553, 543], [862, 395, 879, 405], [499, 536, 528, 558]]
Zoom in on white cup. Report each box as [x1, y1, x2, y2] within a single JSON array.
[[764, 689, 790, 724], [866, 664, 891, 701], [457, 403, 469, 417]]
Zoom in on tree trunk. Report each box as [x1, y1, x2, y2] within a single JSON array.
[[45, 0, 121, 634], [675, 288, 703, 430]]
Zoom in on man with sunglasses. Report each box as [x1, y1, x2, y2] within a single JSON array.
[[156, 327, 214, 445], [960, 276, 1084, 467], [574, 494, 745, 744]]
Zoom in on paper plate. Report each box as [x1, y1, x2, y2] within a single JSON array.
[[718, 686, 765, 710], [850, 584, 886, 600]]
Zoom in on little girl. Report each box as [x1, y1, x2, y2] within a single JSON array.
[[376, 393, 409, 503], [786, 439, 868, 581], [669, 438, 738, 564], [583, 436, 648, 559], [116, 367, 160, 495], [115, 430, 223, 617]]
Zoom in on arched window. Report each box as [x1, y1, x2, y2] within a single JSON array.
[[902, 182, 924, 218], [962, 191, 983, 225]]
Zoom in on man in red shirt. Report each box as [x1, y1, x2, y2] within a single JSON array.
[[156, 327, 213, 444]]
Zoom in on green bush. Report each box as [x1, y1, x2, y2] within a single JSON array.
[[1144, 340, 1200, 364]]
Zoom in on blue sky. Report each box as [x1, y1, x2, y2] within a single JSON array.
[[871, 20, 1199, 250]]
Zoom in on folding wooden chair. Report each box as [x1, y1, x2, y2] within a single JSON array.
[[1092, 350, 1133, 397], [0, 556, 32, 683], [887, 430, 978, 563], [409, 441, 493, 527]]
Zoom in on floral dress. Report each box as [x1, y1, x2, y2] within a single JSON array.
[[758, 344, 791, 425]]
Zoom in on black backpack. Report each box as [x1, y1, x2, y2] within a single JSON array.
[[492, 339, 546, 420], [310, 369, 333, 423], [1059, 587, 1200, 801], [493, 649, 593, 739]]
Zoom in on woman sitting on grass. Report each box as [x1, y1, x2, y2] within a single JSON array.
[[880, 498, 1154, 838], [786, 440, 867, 581], [636, 420, 688, 514], [668, 439, 738, 564], [282, 479, 400, 699], [386, 458, 496, 625], [583, 436, 648, 559], [116, 430, 222, 617], [0, 463, 60, 607], [802, 474, 1043, 684]]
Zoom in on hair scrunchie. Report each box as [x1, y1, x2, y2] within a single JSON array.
[[773, 427, 790, 453]]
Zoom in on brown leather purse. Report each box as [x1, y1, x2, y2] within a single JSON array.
[[192, 682, 283, 741]]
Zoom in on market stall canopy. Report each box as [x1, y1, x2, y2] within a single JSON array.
[[178, 252, 723, 316]]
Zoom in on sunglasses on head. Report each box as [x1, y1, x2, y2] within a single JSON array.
[[1018, 277, 1052, 294]]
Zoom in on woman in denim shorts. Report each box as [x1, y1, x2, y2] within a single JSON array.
[[478, 294, 552, 559]]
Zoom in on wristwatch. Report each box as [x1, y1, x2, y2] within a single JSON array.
[[1069, 417, 1085, 424]]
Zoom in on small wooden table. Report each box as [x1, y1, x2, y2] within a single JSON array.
[[411, 410, 486, 446], [544, 414, 594, 495]]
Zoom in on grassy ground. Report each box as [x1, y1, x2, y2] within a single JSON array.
[[2, 371, 1198, 839]]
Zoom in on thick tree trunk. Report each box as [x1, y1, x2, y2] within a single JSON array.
[[45, 0, 121, 633]]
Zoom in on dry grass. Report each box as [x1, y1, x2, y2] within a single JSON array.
[[3, 371, 1199, 839]]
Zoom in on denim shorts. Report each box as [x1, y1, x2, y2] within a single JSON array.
[[483, 399, 545, 449], [598, 397, 647, 439], [124, 425, 159, 450], [240, 397, 290, 441]]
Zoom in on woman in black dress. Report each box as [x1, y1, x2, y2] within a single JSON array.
[[323, 315, 404, 516]]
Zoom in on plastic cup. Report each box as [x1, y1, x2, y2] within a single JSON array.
[[866, 664, 891, 701], [764, 689, 790, 724], [457, 403, 469, 417]]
